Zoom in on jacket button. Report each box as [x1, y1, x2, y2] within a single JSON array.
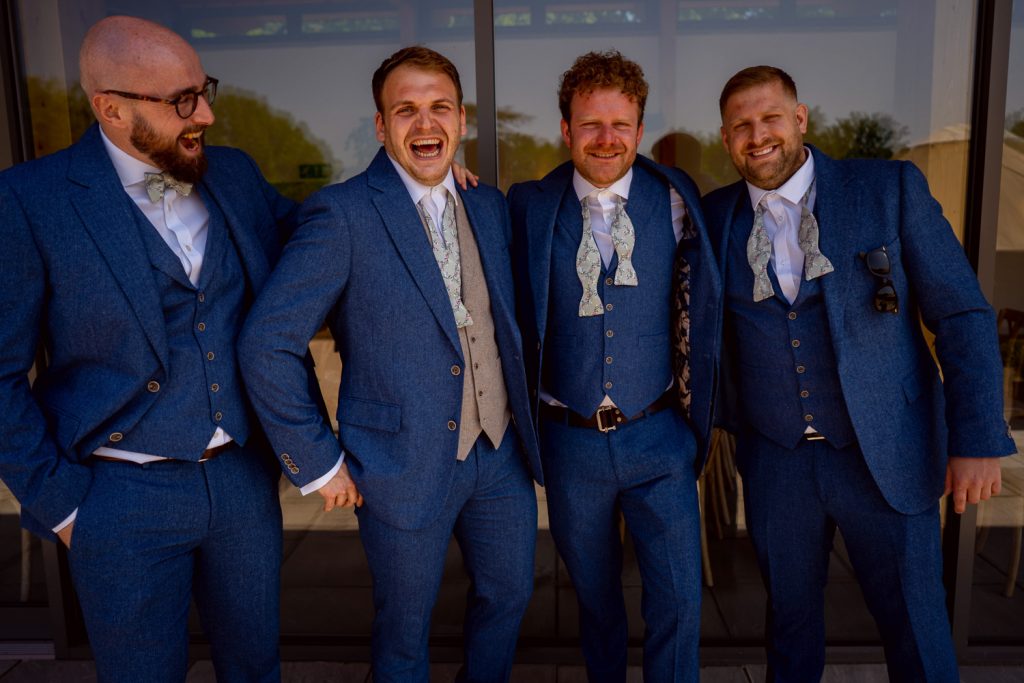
[[796, 365, 806, 374], [147, 380, 160, 393], [198, 292, 205, 303], [448, 420, 457, 431], [290, 466, 299, 474], [791, 339, 800, 348], [109, 432, 123, 442], [605, 381, 613, 389], [197, 322, 206, 332], [606, 330, 614, 338], [800, 390, 809, 398], [451, 365, 461, 376], [214, 411, 223, 421], [211, 383, 220, 393], [605, 356, 613, 365], [207, 352, 215, 361]]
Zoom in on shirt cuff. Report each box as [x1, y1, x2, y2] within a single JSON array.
[[52, 508, 77, 533], [298, 452, 345, 496]]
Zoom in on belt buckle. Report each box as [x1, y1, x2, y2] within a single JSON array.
[[595, 406, 619, 433]]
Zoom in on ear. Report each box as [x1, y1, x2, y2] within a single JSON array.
[[635, 121, 645, 146], [560, 119, 571, 148], [92, 93, 128, 130], [459, 104, 467, 137], [795, 103, 809, 135], [720, 125, 728, 151], [374, 111, 386, 144]]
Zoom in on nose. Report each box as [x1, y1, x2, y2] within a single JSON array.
[[414, 107, 432, 129], [191, 94, 215, 127], [595, 124, 615, 145]]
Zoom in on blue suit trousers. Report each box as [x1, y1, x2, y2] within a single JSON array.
[[67, 444, 283, 683], [737, 433, 959, 683], [355, 430, 537, 683], [540, 408, 701, 683]]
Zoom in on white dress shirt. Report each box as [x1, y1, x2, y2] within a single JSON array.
[[745, 149, 816, 304]]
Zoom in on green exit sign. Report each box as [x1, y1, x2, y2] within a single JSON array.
[[299, 164, 332, 179]]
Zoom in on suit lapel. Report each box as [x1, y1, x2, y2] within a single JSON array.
[[68, 126, 169, 368], [527, 163, 574, 341], [367, 150, 462, 355], [200, 171, 271, 293], [809, 147, 856, 352], [458, 188, 513, 329]]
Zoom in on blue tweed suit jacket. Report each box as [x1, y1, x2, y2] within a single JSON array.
[[705, 145, 1016, 514], [509, 155, 723, 469], [238, 148, 543, 531], [0, 124, 297, 536]]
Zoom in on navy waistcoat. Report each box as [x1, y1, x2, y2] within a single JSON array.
[[724, 214, 856, 449], [118, 191, 251, 460], [542, 164, 677, 418]]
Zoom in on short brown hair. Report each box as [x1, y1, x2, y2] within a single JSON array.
[[372, 46, 463, 113], [719, 66, 798, 117], [558, 50, 648, 124]]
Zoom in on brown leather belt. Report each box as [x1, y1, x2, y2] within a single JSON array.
[[93, 441, 237, 464], [540, 392, 675, 433]]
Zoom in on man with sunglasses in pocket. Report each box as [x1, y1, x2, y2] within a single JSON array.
[[698, 65, 1016, 682], [0, 16, 297, 682]]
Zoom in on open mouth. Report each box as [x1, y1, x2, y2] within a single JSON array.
[[179, 130, 204, 153], [411, 138, 443, 159]]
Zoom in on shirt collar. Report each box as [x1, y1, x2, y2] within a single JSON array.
[[99, 127, 161, 189], [387, 153, 459, 208], [745, 146, 815, 210], [573, 167, 633, 203]]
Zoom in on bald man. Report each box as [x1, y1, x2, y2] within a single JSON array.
[[0, 16, 300, 682]]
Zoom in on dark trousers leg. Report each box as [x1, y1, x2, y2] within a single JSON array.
[[193, 445, 283, 683], [541, 409, 701, 683], [358, 432, 536, 683], [68, 447, 282, 683]]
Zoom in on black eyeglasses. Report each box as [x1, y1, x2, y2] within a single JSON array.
[[861, 246, 898, 314], [101, 76, 218, 119]]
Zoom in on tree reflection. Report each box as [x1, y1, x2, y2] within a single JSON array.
[[24, 78, 334, 202]]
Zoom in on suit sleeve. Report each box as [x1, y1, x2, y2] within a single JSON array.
[[0, 181, 92, 531], [897, 162, 1015, 458], [238, 189, 352, 486]]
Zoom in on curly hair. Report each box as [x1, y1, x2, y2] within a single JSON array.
[[557, 50, 648, 124], [372, 45, 463, 114], [719, 66, 797, 116]]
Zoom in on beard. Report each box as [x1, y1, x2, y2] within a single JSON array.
[[130, 116, 208, 184]]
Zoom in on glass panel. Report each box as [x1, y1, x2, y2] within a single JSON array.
[[14, 0, 476, 640], [495, 0, 977, 645], [972, 0, 1024, 644]]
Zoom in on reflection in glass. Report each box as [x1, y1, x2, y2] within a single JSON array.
[[973, 0, 1024, 644]]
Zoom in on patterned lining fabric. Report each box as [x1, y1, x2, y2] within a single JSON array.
[[671, 210, 697, 417]]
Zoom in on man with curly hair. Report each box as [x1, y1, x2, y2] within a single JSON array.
[[508, 51, 721, 682]]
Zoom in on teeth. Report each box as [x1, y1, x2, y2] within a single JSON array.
[[751, 146, 775, 157], [182, 132, 202, 140]]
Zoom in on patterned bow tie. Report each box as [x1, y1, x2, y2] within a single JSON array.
[[746, 180, 833, 302], [576, 193, 638, 317], [144, 172, 193, 204]]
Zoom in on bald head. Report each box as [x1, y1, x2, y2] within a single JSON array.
[[80, 16, 200, 99]]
